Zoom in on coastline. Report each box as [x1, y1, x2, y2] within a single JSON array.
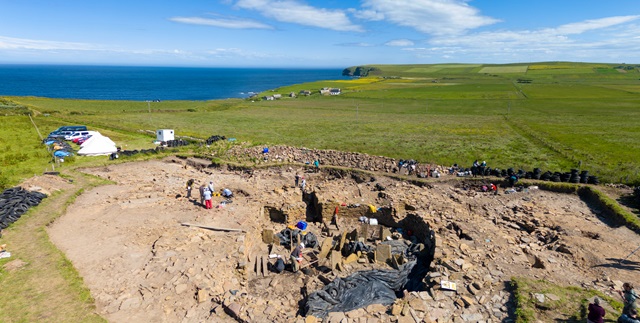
[[0, 65, 348, 101]]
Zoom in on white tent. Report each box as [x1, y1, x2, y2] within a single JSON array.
[[79, 132, 102, 148], [78, 134, 117, 156]]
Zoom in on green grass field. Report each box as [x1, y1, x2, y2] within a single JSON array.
[[1, 61, 639, 189], [479, 65, 528, 73]]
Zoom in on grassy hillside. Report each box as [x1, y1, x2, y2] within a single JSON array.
[[2, 61, 640, 186]]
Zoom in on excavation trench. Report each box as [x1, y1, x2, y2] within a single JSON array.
[[260, 192, 436, 319], [45, 158, 640, 322]]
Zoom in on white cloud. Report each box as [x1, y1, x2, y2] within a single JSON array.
[[361, 0, 498, 35], [235, 0, 363, 32], [0, 35, 99, 51], [349, 8, 384, 21], [169, 16, 273, 29], [429, 15, 640, 49], [385, 39, 414, 47], [336, 42, 374, 47], [403, 16, 640, 62], [553, 15, 640, 35]]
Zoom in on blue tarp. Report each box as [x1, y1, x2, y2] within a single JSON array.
[[54, 150, 73, 157]]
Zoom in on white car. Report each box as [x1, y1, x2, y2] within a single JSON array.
[[65, 131, 98, 141]]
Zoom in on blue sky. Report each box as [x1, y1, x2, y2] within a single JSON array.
[[1, 0, 639, 67]]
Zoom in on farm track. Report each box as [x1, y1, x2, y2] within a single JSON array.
[[501, 116, 576, 166]]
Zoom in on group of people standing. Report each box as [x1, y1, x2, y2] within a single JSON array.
[[472, 160, 487, 177], [185, 178, 232, 210]]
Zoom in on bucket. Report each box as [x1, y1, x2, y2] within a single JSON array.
[[368, 218, 378, 226], [296, 221, 308, 230]]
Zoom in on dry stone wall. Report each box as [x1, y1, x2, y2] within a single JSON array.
[[226, 145, 447, 174]]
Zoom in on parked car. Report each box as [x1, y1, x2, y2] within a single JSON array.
[[48, 130, 74, 139], [65, 131, 97, 141], [76, 135, 92, 145], [72, 134, 93, 143], [48, 125, 87, 138]]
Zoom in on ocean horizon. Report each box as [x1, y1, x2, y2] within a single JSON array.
[[0, 64, 349, 101]]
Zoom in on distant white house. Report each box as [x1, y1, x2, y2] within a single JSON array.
[[263, 95, 275, 101], [289, 92, 296, 97], [273, 94, 282, 99], [320, 87, 341, 95], [299, 90, 311, 96]]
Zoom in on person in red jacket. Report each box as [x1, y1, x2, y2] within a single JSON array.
[[587, 297, 605, 323]]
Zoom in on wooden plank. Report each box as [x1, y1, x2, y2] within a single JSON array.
[[299, 259, 319, 269], [180, 223, 246, 233]]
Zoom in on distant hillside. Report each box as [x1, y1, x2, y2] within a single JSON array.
[[342, 62, 639, 78], [342, 66, 382, 77]]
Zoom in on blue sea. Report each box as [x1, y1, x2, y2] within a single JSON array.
[[0, 65, 348, 101]]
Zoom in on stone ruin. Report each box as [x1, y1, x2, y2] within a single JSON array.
[[249, 184, 437, 321]]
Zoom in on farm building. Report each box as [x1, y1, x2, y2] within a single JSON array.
[[320, 87, 341, 95]]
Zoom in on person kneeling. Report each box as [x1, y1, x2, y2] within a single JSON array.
[[618, 309, 640, 323]]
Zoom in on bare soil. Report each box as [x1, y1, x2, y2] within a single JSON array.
[[46, 157, 640, 322]]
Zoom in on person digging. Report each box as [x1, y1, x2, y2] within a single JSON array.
[[290, 243, 305, 273], [185, 179, 194, 199]]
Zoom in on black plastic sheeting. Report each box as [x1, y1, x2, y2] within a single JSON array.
[[305, 230, 436, 318], [276, 227, 319, 249], [164, 139, 190, 147], [305, 258, 432, 318], [119, 147, 164, 157], [306, 262, 417, 317], [0, 187, 47, 229], [205, 135, 226, 145], [342, 241, 373, 256]]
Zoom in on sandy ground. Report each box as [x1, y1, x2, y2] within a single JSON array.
[[46, 157, 640, 322]]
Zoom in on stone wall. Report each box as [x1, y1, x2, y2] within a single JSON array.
[[226, 145, 447, 174]]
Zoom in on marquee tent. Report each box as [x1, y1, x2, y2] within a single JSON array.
[[78, 134, 117, 156]]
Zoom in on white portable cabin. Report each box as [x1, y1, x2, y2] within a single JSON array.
[[156, 129, 174, 141]]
